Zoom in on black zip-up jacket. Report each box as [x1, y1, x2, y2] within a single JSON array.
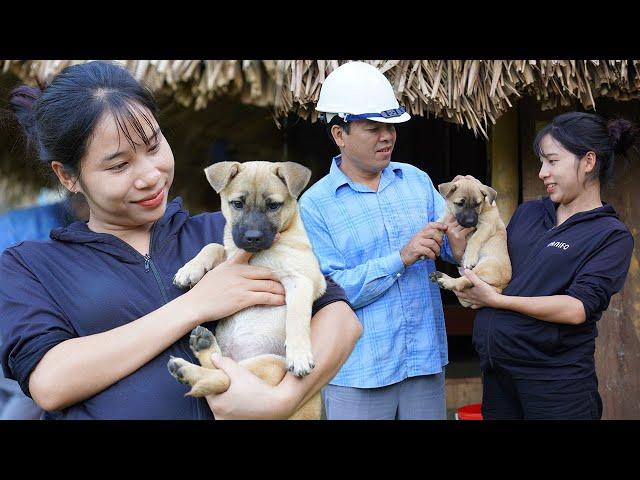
[[0, 198, 349, 419], [472, 197, 634, 380]]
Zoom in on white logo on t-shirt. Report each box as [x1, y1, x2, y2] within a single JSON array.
[[547, 241, 570, 250]]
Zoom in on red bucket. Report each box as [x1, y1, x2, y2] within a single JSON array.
[[456, 403, 483, 420]]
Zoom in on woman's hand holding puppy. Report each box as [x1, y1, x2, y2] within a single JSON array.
[[186, 249, 286, 325]]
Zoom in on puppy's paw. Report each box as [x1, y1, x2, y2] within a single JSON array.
[[429, 271, 449, 290], [173, 261, 207, 289], [189, 326, 216, 354], [286, 344, 315, 377], [462, 251, 479, 270], [428, 271, 443, 283], [167, 356, 191, 385]]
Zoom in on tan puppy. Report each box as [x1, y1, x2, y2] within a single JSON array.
[[167, 161, 327, 419], [429, 178, 511, 307]]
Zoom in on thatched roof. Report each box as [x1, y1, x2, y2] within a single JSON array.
[[2, 60, 640, 138]]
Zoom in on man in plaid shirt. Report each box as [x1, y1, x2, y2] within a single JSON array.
[[299, 62, 471, 419]]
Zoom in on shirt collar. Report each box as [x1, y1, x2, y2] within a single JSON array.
[[328, 155, 404, 195]]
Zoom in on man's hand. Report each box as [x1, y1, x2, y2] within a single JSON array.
[[400, 222, 448, 266], [443, 214, 476, 264]]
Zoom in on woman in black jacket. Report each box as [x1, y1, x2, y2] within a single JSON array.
[[455, 112, 636, 419], [0, 61, 361, 420]]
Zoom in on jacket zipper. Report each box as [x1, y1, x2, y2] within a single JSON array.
[[143, 225, 203, 418], [98, 222, 202, 417], [115, 223, 203, 417], [141, 224, 169, 305], [144, 254, 170, 304], [109, 223, 170, 307]]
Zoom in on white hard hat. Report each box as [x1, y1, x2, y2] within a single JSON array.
[[316, 61, 411, 124]]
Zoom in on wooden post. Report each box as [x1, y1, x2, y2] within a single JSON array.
[[593, 99, 640, 419], [488, 106, 519, 224], [518, 97, 576, 202], [597, 156, 640, 419]]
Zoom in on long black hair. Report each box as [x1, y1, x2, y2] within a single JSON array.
[[7, 61, 159, 178], [533, 111, 638, 185]]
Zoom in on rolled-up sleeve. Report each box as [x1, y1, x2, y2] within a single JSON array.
[[0, 248, 76, 397], [564, 230, 634, 322], [311, 276, 353, 316]]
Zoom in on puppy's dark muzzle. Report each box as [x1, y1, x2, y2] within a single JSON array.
[[234, 228, 276, 252], [240, 230, 269, 252], [232, 210, 278, 252], [456, 213, 478, 228]]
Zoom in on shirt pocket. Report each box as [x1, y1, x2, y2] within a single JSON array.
[[336, 204, 393, 264], [393, 196, 432, 244]]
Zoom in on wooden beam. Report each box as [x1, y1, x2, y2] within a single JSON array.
[[488, 106, 519, 224], [519, 97, 576, 202]]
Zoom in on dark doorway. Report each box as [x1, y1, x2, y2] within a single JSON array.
[[283, 113, 488, 193]]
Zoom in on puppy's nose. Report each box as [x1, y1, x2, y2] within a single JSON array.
[[244, 230, 264, 245], [457, 214, 477, 228]]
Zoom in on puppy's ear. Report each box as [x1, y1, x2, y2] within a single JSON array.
[[480, 185, 497, 204], [204, 162, 241, 193], [274, 162, 312, 199], [438, 182, 457, 198]]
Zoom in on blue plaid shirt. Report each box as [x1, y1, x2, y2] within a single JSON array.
[[299, 156, 456, 388]]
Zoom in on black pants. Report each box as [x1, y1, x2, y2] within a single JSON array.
[[481, 367, 603, 420]]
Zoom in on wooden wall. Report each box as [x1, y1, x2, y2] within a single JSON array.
[[593, 99, 640, 419]]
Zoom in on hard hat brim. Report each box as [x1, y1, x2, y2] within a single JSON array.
[[316, 111, 411, 124], [367, 112, 412, 124]]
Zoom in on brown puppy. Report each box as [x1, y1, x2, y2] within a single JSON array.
[[167, 161, 327, 419], [428, 178, 511, 307]]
